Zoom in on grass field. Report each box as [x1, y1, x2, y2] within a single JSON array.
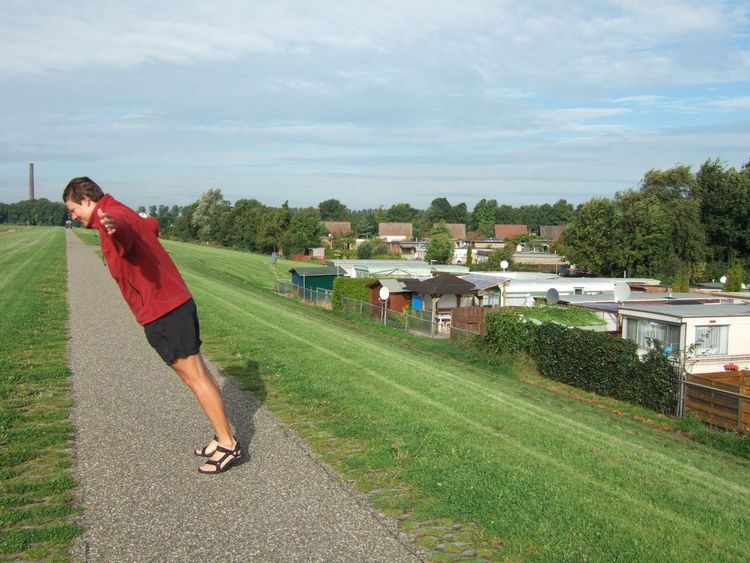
[[127, 236, 750, 561], [0, 227, 81, 560]]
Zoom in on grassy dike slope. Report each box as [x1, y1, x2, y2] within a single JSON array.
[[0, 227, 81, 560], [84, 232, 750, 561]]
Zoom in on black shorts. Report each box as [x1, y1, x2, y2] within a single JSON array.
[[144, 298, 202, 365]]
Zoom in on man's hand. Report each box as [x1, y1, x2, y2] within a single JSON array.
[[98, 209, 117, 236]]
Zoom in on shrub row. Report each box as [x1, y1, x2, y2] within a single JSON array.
[[332, 277, 376, 311], [484, 309, 679, 414]]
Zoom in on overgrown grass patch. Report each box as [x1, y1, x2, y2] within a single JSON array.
[[0, 227, 82, 560], [157, 239, 750, 562]]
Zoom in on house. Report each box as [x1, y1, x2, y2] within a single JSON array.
[[378, 222, 413, 242], [289, 266, 347, 292], [444, 223, 466, 239], [494, 224, 528, 239], [403, 273, 479, 334], [324, 259, 469, 279], [324, 221, 352, 236], [368, 279, 414, 312], [321, 221, 354, 250], [619, 302, 750, 374]]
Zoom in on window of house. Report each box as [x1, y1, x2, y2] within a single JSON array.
[[693, 325, 728, 356], [626, 318, 681, 352]]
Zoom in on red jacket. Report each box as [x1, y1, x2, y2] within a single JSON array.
[[89, 194, 192, 325]]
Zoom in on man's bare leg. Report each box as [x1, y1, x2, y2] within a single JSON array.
[[170, 354, 237, 470]]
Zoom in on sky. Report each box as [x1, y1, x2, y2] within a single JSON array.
[[1, 0, 749, 211]]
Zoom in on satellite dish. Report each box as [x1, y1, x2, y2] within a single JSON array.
[[545, 288, 559, 304], [613, 282, 631, 303], [720, 275, 727, 284], [500, 260, 509, 271], [379, 286, 390, 301]]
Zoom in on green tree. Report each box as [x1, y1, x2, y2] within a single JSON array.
[[471, 198, 498, 237], [698, 159, 750, 264], [426, 197, 453, 223], [221, 198, 267, 250], [350, 209, 377, 237], [356, 239, 390, 259], [425, 222, 454, 264], [724, 263, 745, 291], [281, 207, 325, 256], [171, 202, 198, 240], [496, 204, 518, 224], [464, 242, 474, 269], [386, 202, 418, 222], [318, 198, 350, 221], [192, 188, 230, 242], [257, 202, 291, 253], [559, 198, 623, 275], [483, 247, 514, 271]]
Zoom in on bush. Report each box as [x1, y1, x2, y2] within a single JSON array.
[[483, 309, 536, 356], [483, 311, 679, 414], [332, 277, 376, 311]]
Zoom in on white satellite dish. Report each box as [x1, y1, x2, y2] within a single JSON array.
[[545, 288, 559, 305], [613, 282, 631, 303], [720, 275, 727, 284], [379, 286, 390, 301], [500, 260, 509, 271]]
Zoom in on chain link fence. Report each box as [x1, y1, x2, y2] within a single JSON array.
[[275, 279, 333, 308]]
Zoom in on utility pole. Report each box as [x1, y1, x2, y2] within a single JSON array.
[[28, 163, 35, 201]]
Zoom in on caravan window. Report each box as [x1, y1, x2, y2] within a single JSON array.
[[626, 318, 680, 352], [694, 325, 728, 356]]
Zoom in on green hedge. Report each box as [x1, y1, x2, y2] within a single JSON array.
[[332, 277, 376, 311], [483, 309, 679, 414]]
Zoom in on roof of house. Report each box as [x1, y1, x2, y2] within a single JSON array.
[[619, 302, 750, 319], [378, 222, 413, 237], [324, 221, 352, 235], [407, 273, 477, 296], [494, 224, 528, 239], [444, 223, 466, 239], [368, 279, 412, 293]]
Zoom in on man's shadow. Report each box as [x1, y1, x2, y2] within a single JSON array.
[[213, 358, 266, 465]]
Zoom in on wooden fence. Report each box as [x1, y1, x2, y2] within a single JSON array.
[[450, 306, 487, 335], [685, 371, 750, 433]]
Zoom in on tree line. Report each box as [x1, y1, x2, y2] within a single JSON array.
[[2, 156, 748, 283], [559, 159, 750, 283], [133, 191, 575, 257]]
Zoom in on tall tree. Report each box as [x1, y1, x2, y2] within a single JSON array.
[[425, 222, 454, 264], [318, 198, 350, 221], [350, 209, 377, 237], [192, 188, 230, 242], [426, 197, 453, 223], [471, 198, 498, 237], [281, 207, 324, 256], [559, 198, 624, 275], [385, 202, 418, 222], [257, 202, 291, 253]]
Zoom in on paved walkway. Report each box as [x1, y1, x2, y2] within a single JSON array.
[[66, 230, 421, 562]]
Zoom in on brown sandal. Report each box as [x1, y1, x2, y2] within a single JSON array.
[[198, 441, 243, 474], [194, 435, 218, 457]]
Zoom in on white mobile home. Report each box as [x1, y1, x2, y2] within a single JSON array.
[[620, 302, 750, 374]]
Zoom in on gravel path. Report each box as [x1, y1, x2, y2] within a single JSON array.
[[66, 230, 421, 562]]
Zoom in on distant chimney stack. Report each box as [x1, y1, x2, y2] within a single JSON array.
[[29, 163, 35, 201]]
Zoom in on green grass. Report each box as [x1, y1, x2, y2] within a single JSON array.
[[148, 238, 750, 562], [0, 227, 82, 560]]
